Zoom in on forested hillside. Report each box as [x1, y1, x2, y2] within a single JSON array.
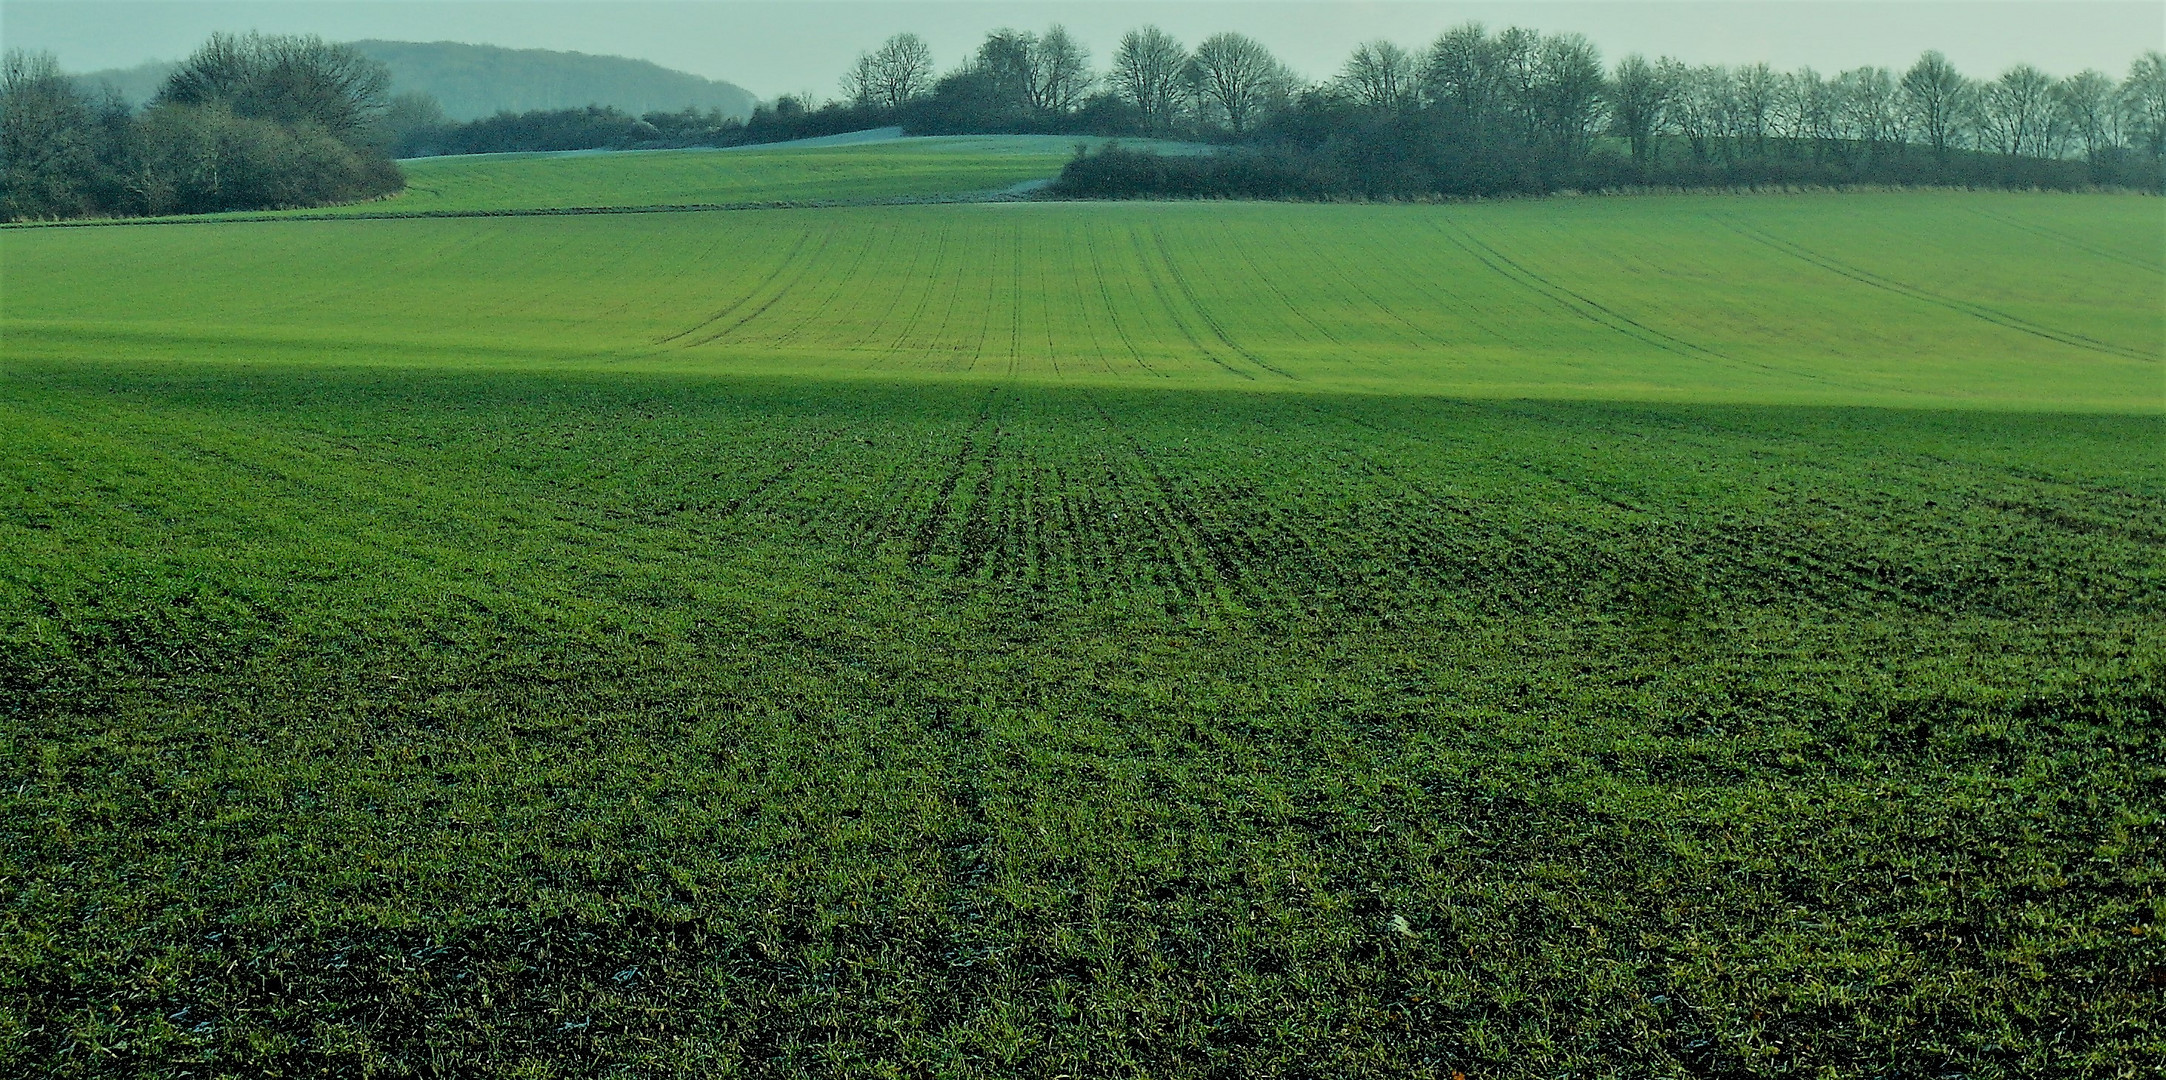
[[71, 41, 755, 123], [5, 36, 402, 220], [349, 41, 753, 121]]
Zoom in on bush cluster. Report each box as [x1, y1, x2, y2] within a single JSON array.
[[2, 35, 404, 220]]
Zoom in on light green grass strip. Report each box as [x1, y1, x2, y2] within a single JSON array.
[[5, 193, 2160, 411]]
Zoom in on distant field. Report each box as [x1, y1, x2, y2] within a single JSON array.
[[240, 135, 1200, 217], [7, 193, 2159, 407], [3, 191, 2163, 1076]]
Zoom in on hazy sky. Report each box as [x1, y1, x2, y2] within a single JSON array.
[[6, 1, 2160, 100]]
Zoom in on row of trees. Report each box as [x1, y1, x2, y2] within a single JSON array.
[[2, 34, 403, 221], [10, 24, 2162, 217], [818, 23, 2164, 194], [1605, 51, 2165, 168], [835, 27, 1305, 136]]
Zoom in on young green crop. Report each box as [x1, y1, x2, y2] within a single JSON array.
[[88, 135, 1201, 220], [1, 191, 2161, 1076], [6, 194, 2157, 408]]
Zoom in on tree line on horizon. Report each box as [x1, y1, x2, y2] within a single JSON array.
[[7, 24, 2164, 219], [390, 24, 2165, 192], [2, 34, 403, 220], [846, 24, 2166, 195]]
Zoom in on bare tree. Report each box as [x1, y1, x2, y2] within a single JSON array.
[[1608, 54, 1672, 163], [1423, 22, 1505, 138], [1033, 25, 1094, 114], [2, 49, 100, 219], [1189, 33, 1291, 134], [2123, 51, 2166, 161], [1532, 33, 1606, 163], [1672, 65, 1727, 162], [1493, 26, 1544, 144], [1837, 66, 1903, 155], [1338, 40, 1418, 110], [1898, 51, 1969, 160], [2056, 70, 2118, 162], [841, 33, 934, 110], [1733, 63, 1777, 158], [1977, 64, 2058, 157], [1111, 26, 1189, 133], [973, 28, 1039, 113], [161, 32, 390, 141]]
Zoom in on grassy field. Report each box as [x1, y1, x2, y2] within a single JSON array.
[[2, 188, 2163, 1076], [7, 193, 2158, 407], [176, 135, 1196, 219]]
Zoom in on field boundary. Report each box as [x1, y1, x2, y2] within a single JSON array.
[[0, 189, 1047, 229]]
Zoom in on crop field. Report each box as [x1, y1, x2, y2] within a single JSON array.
[[2, 189, 2163, 1077], [191, 135, 1201, 219], [10, 193, 2159, 406]]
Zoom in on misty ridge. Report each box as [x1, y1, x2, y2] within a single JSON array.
[[3, 19, 2162, 221], [69, 40, 757, 123]]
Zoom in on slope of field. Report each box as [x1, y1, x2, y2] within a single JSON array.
[[245, 135, 1192, 218], [5, 194, 2158, 407], [2, 192, 2163, 1076]]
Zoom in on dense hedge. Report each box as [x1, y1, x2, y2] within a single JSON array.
[[3, 37, 404, 221]]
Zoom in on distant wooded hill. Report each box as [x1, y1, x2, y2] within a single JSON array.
[[72, 40, 756, 121]]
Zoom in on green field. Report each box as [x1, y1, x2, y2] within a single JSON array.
[[146, 135, 1198, 219], [3, 185, 2164, 1076]]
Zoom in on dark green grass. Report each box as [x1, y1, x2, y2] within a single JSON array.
[[3, 359, 2161, 1076]]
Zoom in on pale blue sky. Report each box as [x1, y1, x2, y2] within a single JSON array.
[[5, 1, 2159, 100]]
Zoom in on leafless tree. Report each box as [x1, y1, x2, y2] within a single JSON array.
[[1532, 33, 1606, 163], [1837, 66, 1903, 155], [1900, 51, 1970, 160], [1977, 64, 2058, 157], [2055, 70, 2118, 162], [1423, 22, 1506, 137], [1338, 40, 1418, 110], [1672, 65, 1728, 162], [161, 32, 390, 140], [1188, 33, 1292, 134], [1032, 25, 1094, 114], [1607, 54, 1673, 163], [2122, 51, 2166, 161], [972, 28, 1038, 112], [1111, 26, 1189, 133], [1733, 63, 1777, 158], [841, 33, 934, 110], [1, 49, 99, 218]]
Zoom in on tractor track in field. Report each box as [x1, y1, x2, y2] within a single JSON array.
[[1960, 206, 2162, 274], [1123, 230, 1254, 382], [4, 189, 1054, 230], [839, 223, 923, 350], [1083, 227, 1157, 375], [1312, 401, 1928, 616], [679, 230, 842, 349], [1458, 399, 1976, 612], [1718, 218, 2156, 362], [1008, 226, 1029, 378], [1311, 404, 1626, 595], [1148, 226, 1300, 380], [652, 232, 814, 345], [705, 422, 863, 524], [882, 222, 954, 358], [1207, 224, 1349, 351], [1429, 219, 1859, 391], [1428, 219, 1713, 361], [1282, 221, 1491, 351], [766, 229, 882, 348], [1081, 391, 1246, 601], [907, 390, 1003, 568], [1052, 223, 1111, 374]]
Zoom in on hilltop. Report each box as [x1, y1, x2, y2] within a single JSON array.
[[71, 40, 756, 121]]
